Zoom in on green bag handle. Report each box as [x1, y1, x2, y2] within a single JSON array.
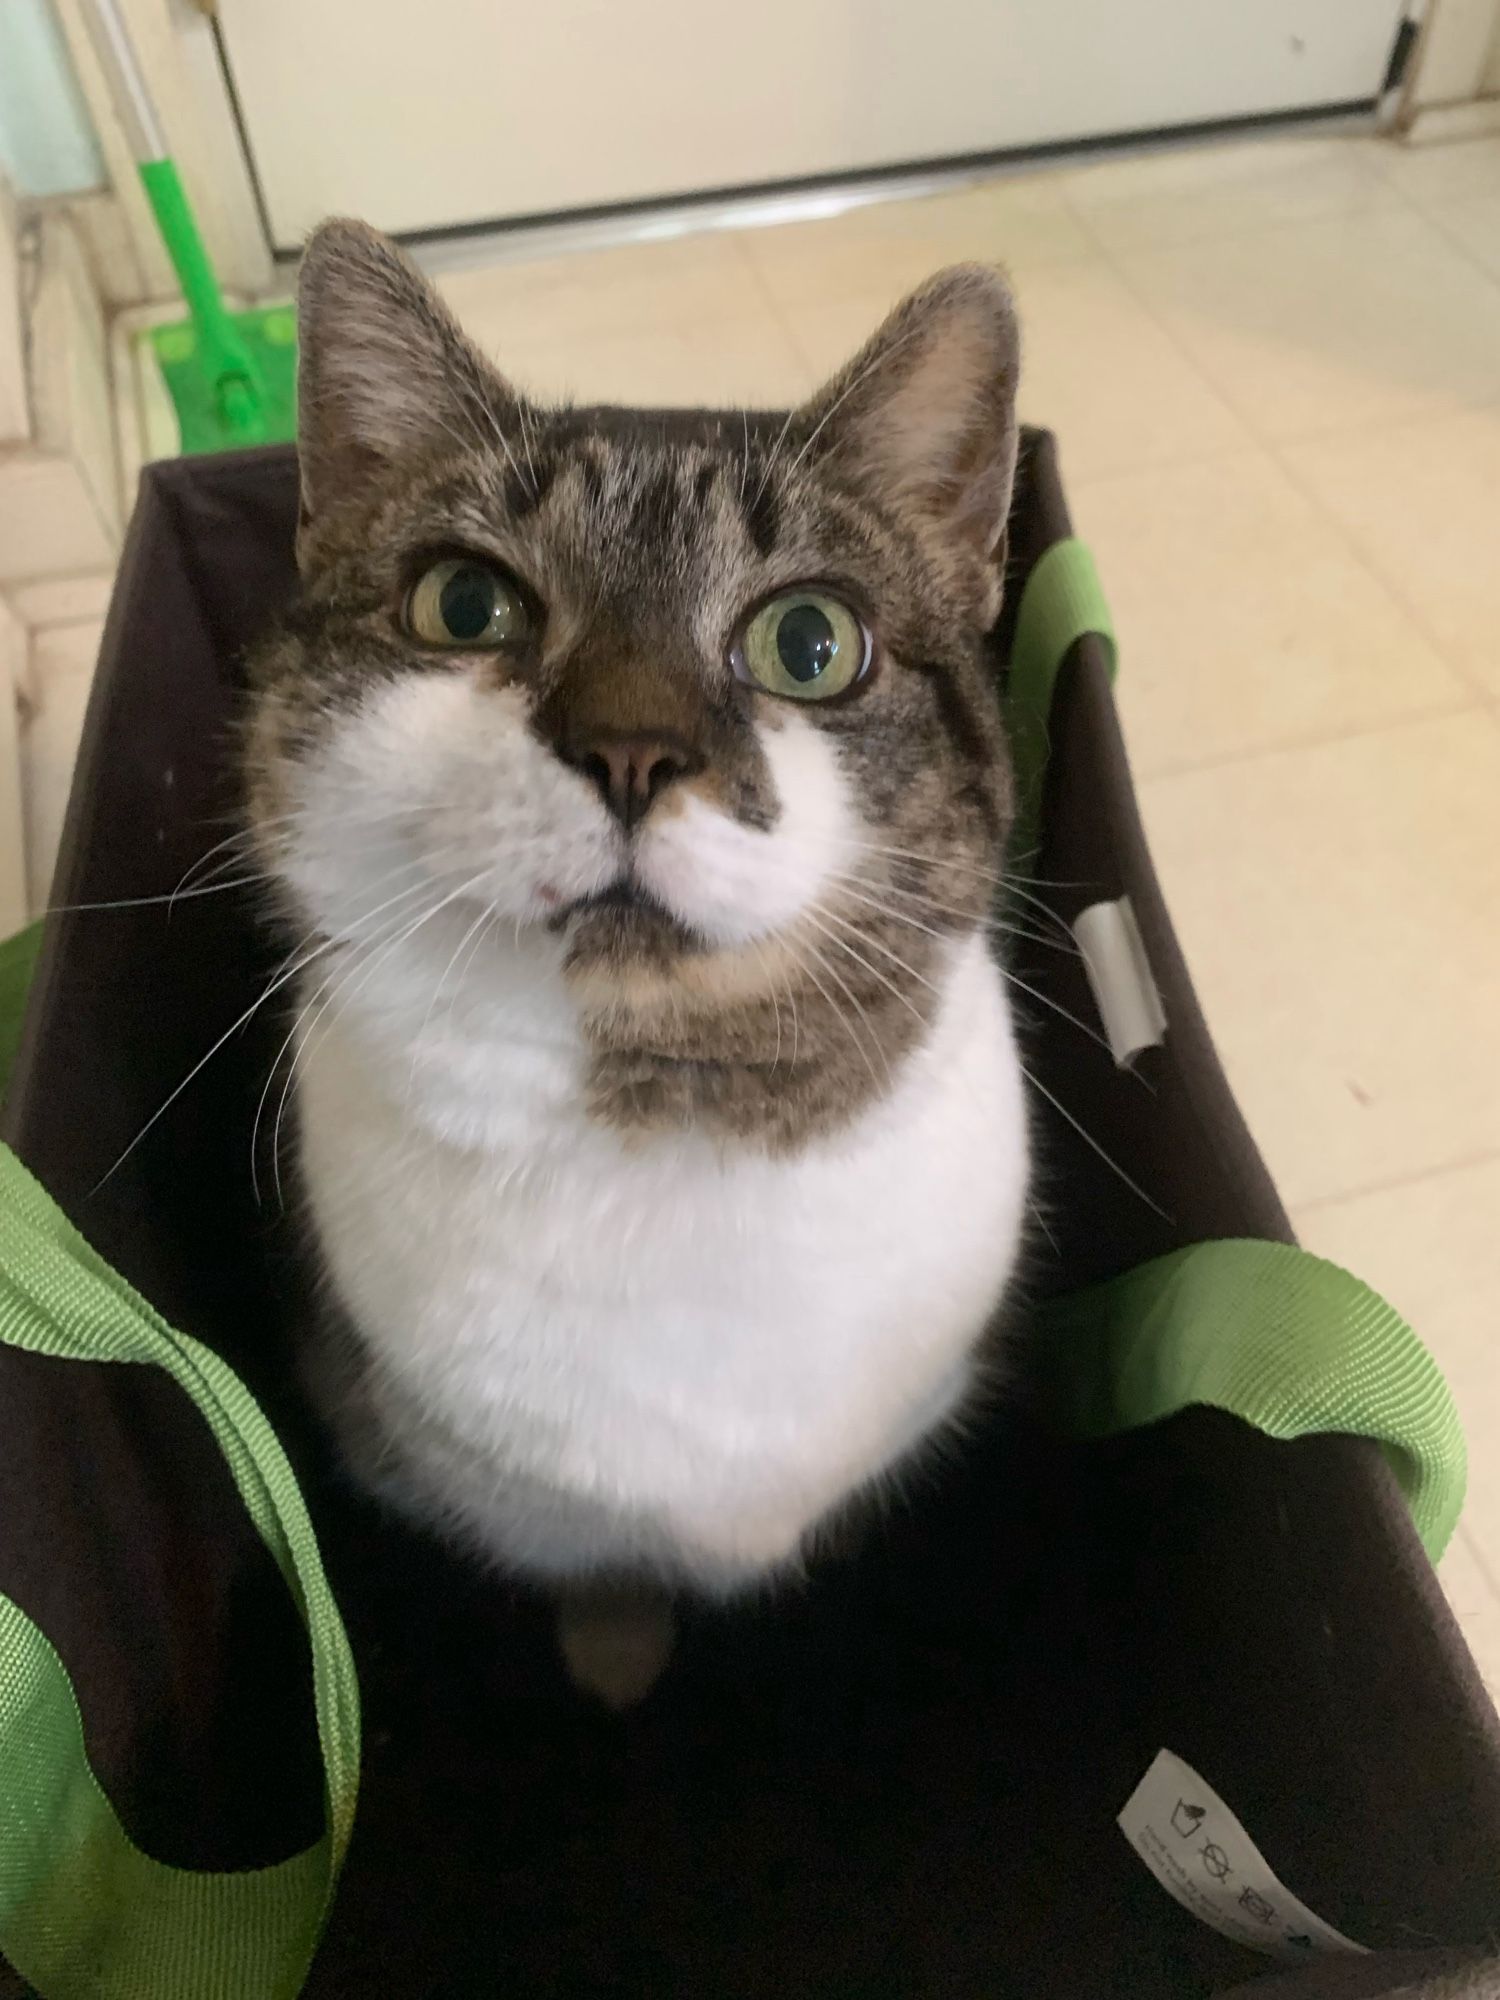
[[1040, 1235, 1466, 1563], [1004, 535, 1116, 869], [0, 1146, 360, 2000], [1005, 542, 1465, 1561]]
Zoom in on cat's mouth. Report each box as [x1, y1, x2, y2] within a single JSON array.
[[551, 875, 703, 968], [547, 877, 661, 925]]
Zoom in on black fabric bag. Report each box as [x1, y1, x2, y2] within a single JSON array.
[[3, 436, 1499, 1999]]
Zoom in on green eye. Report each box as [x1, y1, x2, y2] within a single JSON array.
[[407, 558, 530, 648], [734, 589, 870, 701]]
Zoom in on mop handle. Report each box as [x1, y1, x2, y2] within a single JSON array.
[[78, 0, 267, 438]]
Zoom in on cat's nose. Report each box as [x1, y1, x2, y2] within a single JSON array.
[[565, 731, 696, 831]]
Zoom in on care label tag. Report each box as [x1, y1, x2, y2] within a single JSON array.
[[1118, 1750, 1368, 1962]]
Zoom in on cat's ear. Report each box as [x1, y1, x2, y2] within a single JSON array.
[[797, 264, 1019, 564], [296, 218, 519, 541]]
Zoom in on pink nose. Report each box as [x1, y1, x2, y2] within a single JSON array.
[[566, 732, 694, 830]]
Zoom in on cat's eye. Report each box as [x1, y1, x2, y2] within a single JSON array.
[[406, 558, 530, 649], [732, 589, 870, 702]]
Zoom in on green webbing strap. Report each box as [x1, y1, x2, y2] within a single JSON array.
[[0, 924, 41, 1103], [1004, 536, 1116, 868], [1040, 1237, 1466, 1562], [0, 1147, 360, 2000]]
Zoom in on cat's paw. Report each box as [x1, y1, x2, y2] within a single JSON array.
[[556, 1591, 676, 1710]]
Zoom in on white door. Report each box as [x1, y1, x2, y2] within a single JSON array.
[[217, 0, 1406, 252]]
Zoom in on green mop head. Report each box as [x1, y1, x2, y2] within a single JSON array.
[[149, 304, 298, 457]]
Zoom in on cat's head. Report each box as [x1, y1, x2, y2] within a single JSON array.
[[248, 220, 1020, 1142]]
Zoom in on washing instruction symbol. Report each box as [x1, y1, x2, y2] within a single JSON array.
[[1287, 1934, 1314, 1951], [1172, 1800, 1206, 1838], [1200, 1842, 1231, 1882], [1239, 1888, 1275, 1924]]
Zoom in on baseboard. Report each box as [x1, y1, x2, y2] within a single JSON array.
[[1399, 97, 1500, 144]]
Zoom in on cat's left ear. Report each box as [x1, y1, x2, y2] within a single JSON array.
[[796, 264, 1019, 568]]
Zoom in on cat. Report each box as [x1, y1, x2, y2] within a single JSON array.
[[246, 219, 1030, 1704]]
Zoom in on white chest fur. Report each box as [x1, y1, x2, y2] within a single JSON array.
[[297, 922, 1028, 1592]]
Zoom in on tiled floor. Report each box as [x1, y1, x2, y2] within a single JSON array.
[[17, 126, 1500, 1670]]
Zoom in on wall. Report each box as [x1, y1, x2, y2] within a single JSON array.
[[1411, 0, 1500, 104], [1484, 7, 1500, 89], [0, 161, 120, 926]]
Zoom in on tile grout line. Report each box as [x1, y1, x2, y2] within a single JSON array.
[[1293, 1145, 1500, 1220], [1425, 199, 1500, 290], [1049, 427, 1271, 490], [1136, 694, 1486, 795], [722, 232, 823, 389], [1356, 146, 1500, 298], [1128, 693, 1480, 790]]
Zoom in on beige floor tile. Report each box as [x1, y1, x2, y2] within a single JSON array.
[[737, 172, 1092, 314], [438, 233, 810, 409], [503, 314, 814, 411], [4, 572, 115, 628], [1069, 450, 1468, 778], [1139, 713, 1500, 1210], [20, 620, 102, 915], [1294, 1159, 1500, 1591], [1286, 405, 1500, 703], [1438, 1526, 1500, 1703], [1368, 134, 1500, 207], [1118, 206, 1500, 444], [1432, 189, 1500, 282], [436, 231, 750, 342], [1061, 134, 1393, 252]]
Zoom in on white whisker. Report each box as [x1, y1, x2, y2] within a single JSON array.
[[270, 868, 492, 1209], [795, 933, 888, 1091], [749, 404, 798, 514], [832, 868, 1077, 962], [92, 930, 346, 1195], [1021, 1061, 1170, 1221], [749, 937, 785, 1075], [45, 875, 270, 918], [778, 316, 933, 490], [808, 904, 930, 1029], [411, 898, 498, 1088], [251, 864, 461, 1205], [515, 399, 541, 498]]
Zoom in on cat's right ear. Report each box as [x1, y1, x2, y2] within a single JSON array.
[[794, 264, 1020, 573], [296, 219, 517, 557]]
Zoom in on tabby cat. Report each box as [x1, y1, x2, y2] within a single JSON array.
[[247, 220, 1030, 1702]]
